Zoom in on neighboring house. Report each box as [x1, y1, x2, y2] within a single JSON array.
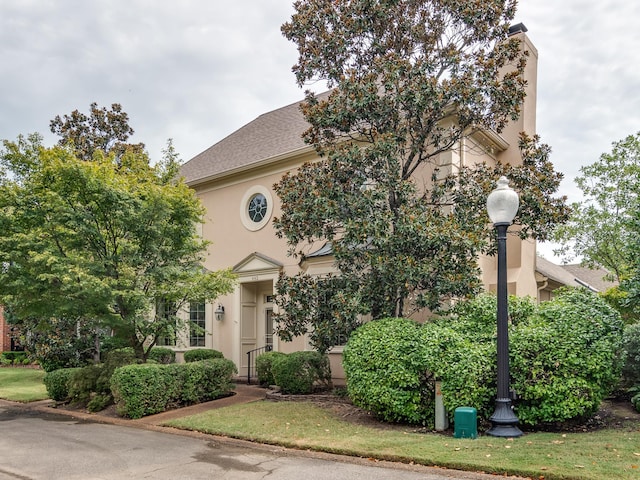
[[0, 306, 21, 353], [536, 256, 617, 301], [178, 27, 541, 380], [0, 306, 9, 353]]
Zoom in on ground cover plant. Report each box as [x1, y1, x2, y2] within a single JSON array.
[[0, 368, 47, 402]]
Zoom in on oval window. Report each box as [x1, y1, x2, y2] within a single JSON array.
[[240, 186, 273, 231], [248, 193, 268, 223]]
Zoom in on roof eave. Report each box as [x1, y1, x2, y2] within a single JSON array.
[[185, 144, 317, 187]]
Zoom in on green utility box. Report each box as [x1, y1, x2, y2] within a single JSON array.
[[453, 407, 477, 439]]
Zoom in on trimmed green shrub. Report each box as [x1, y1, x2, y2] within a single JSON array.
[[343, 318, 434, 424], [343, 291, 624, 428], [272, 351, 331, 395], [621, 322, 640, 388], [180, 359, 237, 404], [110, 358, 237, 419], [148, 347, 175, 364], [431, 328, 497, 422], [510, 288, 624, 425], [43, 368, 81, 401], [108, 346, 176, 364], [0, 351, 28, 365], [184, 349, 224, 363], [67, 365, 103, 404], [256, 351, 286, 386], [111, 364, 176, 418]]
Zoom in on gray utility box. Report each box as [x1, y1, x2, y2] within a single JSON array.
[[453, 407, 477, 439]]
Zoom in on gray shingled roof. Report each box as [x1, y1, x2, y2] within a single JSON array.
[[536, 257, 618, 292], [536, 256, 582, 288], [181, 95, 320, 185], [560, 264, 618, 292]]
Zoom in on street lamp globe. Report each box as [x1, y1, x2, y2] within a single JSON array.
[[486, 176, 519, 225]]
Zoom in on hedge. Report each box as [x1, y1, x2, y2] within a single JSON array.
[[110, 358, 237, 419], [107, 347, 176, 364], [271, 351, 331, 394], [0, 351, 28, 365], [256, 351, 286, 386], [43, 368, 81, 401], [343, 289, 625, 427], [183, 348, 224, 363], [621, 322, 640, 388]]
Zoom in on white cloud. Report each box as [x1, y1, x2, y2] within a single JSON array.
[[1, 0, 637, 200]]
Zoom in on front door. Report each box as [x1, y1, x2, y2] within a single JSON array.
[[239, 281, 274, 378], [265, 308, 274, 349]]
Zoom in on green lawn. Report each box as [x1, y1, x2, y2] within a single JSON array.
[[167, 400, 640, 480], [0, 368, 48, 402]]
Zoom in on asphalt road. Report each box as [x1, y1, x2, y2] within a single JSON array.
[[0, 402, 505, 480]]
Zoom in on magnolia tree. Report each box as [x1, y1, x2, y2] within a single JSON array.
[[273, 0, 569, 352]]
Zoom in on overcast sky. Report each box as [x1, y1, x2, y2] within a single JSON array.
[[1, 1, 638, 257]]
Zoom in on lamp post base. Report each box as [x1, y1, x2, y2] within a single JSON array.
[[487, 398, 523, 438]]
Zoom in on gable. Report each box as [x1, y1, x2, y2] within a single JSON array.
[[233, 252, 283, 276]]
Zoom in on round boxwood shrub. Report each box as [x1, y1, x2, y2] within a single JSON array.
[[43, 368, 81, 401], [256, 351, 286, 386], [148, 347, 175, 364], [271, 351, 331, 394], [183, 348, 224, 363]]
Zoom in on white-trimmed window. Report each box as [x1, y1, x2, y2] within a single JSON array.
[[189, 301, 206, 347], [240, 186, 273, 231]]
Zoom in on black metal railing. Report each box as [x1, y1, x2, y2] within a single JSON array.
[[246, 344, 273, 384]]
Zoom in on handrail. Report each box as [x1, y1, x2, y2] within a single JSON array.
[[246, 344, 273, 384]]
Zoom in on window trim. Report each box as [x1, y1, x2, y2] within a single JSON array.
[[240, 185, 273, 231]]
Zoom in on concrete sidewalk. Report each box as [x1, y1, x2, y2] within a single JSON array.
[[137, 383, 267, 425]]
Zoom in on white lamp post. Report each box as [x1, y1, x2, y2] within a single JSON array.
[[486, 176, 523, 438]]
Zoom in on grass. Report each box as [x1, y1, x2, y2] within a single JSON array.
[[0, 367, 48, 402], [166, 400, 640, 480]]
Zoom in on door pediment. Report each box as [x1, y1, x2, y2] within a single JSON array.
[[233, 252, 283, 277]]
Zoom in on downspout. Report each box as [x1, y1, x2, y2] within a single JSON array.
[[537, 278, 548, 303]]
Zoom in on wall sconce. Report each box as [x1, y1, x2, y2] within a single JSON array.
[[214, 304, 225, 321]]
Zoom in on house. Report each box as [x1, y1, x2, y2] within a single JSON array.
[[536, 256, 617, 301], [178, 26, 542, 380], [0, 306, 22, 354], [0, 307, 9, 352]]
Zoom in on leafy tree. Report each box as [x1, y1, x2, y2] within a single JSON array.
[[273, 0, 569, 350], [553, 132, 640, 282], [49, 102, 145, 162], [620, 205, 640, 319], [0, 135, 235, 362]]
